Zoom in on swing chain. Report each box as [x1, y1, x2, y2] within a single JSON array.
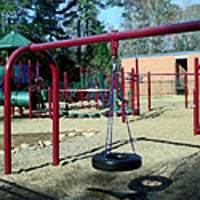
[[112, 58, 117, 72]]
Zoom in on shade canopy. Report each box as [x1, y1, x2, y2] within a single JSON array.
[[0, 32, 31, 50]]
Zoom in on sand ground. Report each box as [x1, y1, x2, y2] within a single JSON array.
[[0, 97, 200, 200]]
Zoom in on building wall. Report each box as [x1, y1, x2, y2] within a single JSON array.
[[121, 52, 200, 97]]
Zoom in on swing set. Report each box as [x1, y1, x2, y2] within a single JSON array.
[[92, 60, 142, 171], [3, 20, 200, 174]]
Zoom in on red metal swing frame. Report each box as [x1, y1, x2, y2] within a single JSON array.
[[4, 20, 200, 174]]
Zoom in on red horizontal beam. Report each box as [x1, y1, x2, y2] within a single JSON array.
[[30, 20, 200, 52]]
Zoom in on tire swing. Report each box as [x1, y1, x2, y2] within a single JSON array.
[[92, 59, 142, 172]]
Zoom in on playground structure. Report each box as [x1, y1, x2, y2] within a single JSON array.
[[2, 20, 200, 174], [0, 59, 139, 119]]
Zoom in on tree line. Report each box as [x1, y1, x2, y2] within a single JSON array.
[[121, 0, 200, 56]]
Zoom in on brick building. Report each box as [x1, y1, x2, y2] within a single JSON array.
[[121, 51, 200, 96]]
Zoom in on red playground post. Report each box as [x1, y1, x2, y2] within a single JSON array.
[[28, 60, 32, 87], [87, 67, 91, 109], [49, 63, 59, 166], [184, 73, 188, 109], [11, 106, 15, 116], [18, 107, 23, 115], [29, 87, 32, 119], [136, 58, 140, 113], [109, 73, 113, 117], [131, 68, 135, 116], [121, 67, 125, 123], [101, 68, 105, 105], [194, 57, 199, 135], [194, 88, 198, 135], [148, 72, 151, 111], [80, 67, 84, 108], [94, 70, 98, 109]]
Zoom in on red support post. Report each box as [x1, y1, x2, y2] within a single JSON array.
[[87, 67, 91, 109], [121, 67, 125, 123], [109, 73, 113, 117], [194, 58, 199, 135], [148, 72, 151, 111], [80, 67, 84, 108], [94, 70, 98, 109], [101, 68, 105, 105], [4, 45, 30, 175], [64, 72, 68, 101], [194, 88, 198, 135], [50, 64, 59, 166], [136, 58, 140, 113], [28, 60, 32, 87], [11, 106, 15, 116], [18, 107, 23, 115], [29, 87, 32, 119], [131, 68, 135, 116], [184, 73, 188, 109], [48, 87, 52, 119]]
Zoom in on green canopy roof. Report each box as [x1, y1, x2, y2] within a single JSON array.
[[0, 32, 32, 49]]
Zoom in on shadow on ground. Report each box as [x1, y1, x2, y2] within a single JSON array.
[[87, 175, 172, 200], [0, 179, 55, 200], [130, 106, 171, 123]]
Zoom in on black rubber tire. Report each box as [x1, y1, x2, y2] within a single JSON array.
[[92, 152, 142, 172]]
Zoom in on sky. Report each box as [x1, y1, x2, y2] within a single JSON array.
[[98, 0, 200, 31]]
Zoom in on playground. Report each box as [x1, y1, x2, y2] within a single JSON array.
[[0, 19, 200, 200]]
